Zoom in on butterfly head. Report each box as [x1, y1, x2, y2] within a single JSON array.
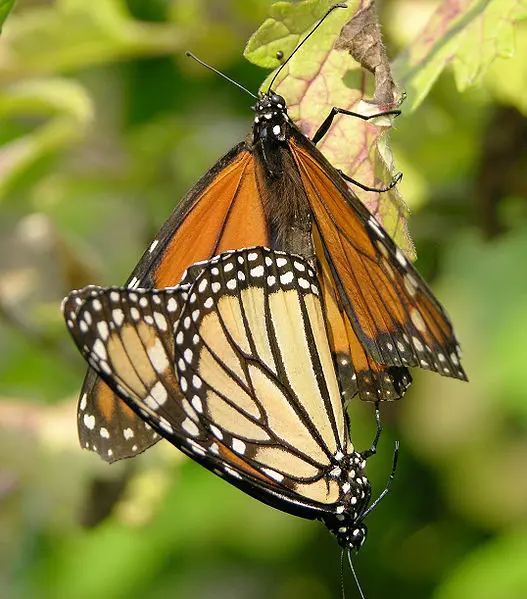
[[323, 451, 372, 552], [336, 522, 368, 553], [253, 92, 289, 142]]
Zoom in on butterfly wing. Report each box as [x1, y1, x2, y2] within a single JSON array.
[[64, 248, 358, 521], [63, 284, 191, 461], [77, 144, 272, 461], [314, 227, 412, 402], [289, 134, 467, 391]]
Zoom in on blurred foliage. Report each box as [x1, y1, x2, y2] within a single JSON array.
[[0, 1, 526, 599], [0, 0, 16, 32]]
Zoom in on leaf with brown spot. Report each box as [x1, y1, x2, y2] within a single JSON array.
[[245, 0, 414, 258], [334, 3, 398, 106]]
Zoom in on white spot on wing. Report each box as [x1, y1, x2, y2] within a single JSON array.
[[262, 467, 284, 482], [232, 438, 246, 455], [368, 215, 385, 238], [147, 338, 169, 373], [83, 414, 95, 430], [154, 312, 167, 331], [112, 309, 124, 326], [280, 271, 294, 284], [191, 395, 203, 413], [167, 298, 178, 312], [182, 418, 200, 437], [97, 320, 110, 341], [413, 337, 424, 352], [93, 339, 107, 360], [396, 248, 407, 267], [159, 417, 173, 434], [210, 424, 223, 440], [145, 381, 168, 408]]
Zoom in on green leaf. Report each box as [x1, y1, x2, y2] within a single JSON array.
[[245, 0, 348, 69], [0, 0, 185, 81], [245, 0, 414, 256], [0, 0, 16, 32], [0, 78, 93, 202], [484, 21, 527, 115], [393, 0, 527, 113]]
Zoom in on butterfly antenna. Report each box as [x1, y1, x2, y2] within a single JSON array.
[[267, 3, 347, 92], [347, 549, 367, 599], [340, 549, 346, 599], [185, 51, 257, 99]]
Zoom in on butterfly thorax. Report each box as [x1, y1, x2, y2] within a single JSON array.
[[251, 92, 314, 261], [322, 450, 372, 551]]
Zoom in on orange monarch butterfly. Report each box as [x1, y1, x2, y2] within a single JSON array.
[[75, 4, 466, 462], [62, 247, 397, 555]]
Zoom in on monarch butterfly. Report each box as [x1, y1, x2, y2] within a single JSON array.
[[75, 4, 466, 462], [63, 247, 396, 554]]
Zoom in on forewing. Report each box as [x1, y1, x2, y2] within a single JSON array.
[[171, 247, 351, 514], [290, 137, 466, 383], [65, 248, 353, 519]]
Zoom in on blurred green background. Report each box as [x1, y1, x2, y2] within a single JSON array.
[[1, 1, 526, 598]]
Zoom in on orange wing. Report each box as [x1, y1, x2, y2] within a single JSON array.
[[290, 138, 466, 395], [78, 147, 270, 461], [314, 227, 412, 402], [152, 150, 268, 286]]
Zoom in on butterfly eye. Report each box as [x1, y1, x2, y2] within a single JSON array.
[[271, 93, 286, 107]]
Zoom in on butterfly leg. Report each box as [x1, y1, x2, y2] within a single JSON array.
[[312, 106, 402, 192], [362, 440, 400, 518], [362, 404, 382, 459], [338, 169, 402, 193], [311, 107, 401, 146]]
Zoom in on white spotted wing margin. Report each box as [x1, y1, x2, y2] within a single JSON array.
[[62, 283, 191, 462], [63, 247, 375, 550]]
